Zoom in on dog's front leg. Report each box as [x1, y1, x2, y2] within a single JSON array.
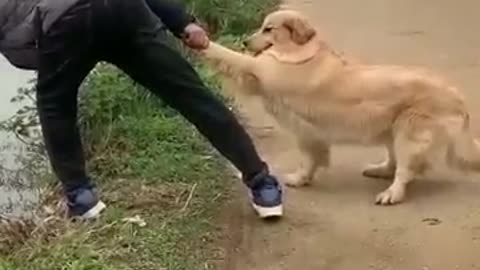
[[201, 42, 259, 78]]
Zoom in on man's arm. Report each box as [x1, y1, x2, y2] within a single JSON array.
[[146, 0, 195, 38]]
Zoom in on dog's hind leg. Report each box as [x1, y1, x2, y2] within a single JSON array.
[[375, 124, 435, 205], [363, 143, 396, 180], [285, 140, 330, 187]]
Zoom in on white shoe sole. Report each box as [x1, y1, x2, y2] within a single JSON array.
[[252, 203, 283, 219], [248, 189, 283, 219], [80, 200, 106, 219]]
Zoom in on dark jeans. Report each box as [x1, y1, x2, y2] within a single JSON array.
[[36, 0, 266, 192]]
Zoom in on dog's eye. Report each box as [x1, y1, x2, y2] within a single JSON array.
[[263, 27, 273, 33]]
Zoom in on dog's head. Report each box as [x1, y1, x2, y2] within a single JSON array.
[[244, 10, 316, 55]]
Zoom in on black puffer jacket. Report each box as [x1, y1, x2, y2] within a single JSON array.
[[0, 0, 75, 70], [0, 0, 193, 70]]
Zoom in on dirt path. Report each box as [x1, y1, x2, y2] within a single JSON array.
[[223, 1, 480, 269]]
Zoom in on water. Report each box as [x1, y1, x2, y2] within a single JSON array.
[[0, 55, 38, 216]]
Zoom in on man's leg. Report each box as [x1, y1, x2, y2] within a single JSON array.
[[36, 0, 105, 218], [108, 33, 283, 218]]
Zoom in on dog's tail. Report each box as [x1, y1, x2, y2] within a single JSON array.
[[446, 117, 480, 172]]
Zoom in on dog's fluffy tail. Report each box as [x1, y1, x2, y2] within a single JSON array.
[[446, 121, 480, 172]]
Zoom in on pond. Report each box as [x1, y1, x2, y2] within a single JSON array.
[[0, 55, 38, 217]]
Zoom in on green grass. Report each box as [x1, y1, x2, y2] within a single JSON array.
[[0, 0, 278, 268]]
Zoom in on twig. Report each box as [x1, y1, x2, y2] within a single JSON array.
[[24, 91, 36, 103], [181, 183, 197, 213], [13, 131, 31, 146], [0, 214, 12, 221]]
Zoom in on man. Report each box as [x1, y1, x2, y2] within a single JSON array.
[[0, 0, 283, 219]]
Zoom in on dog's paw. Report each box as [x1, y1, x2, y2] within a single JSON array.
[[284, 171, 312, 187], [375, 186, 406, 205], [362, 163, 395, 180]]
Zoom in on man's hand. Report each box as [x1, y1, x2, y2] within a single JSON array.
[[183, 23, 209, 50]]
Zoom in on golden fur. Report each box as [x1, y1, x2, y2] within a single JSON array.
[[200, 9, 480, 205]]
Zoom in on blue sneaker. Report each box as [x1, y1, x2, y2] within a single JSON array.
[[66, 187, 106, 219], [247, 170, 283, 219]]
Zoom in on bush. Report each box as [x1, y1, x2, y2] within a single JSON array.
[[77, 63, 224, 182], [184, 0, 277, 36]]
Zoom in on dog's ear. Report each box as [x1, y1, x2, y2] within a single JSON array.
[[283, 16, 316, 45]]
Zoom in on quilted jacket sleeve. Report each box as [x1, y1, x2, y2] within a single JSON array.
[[0, 0, 39, 70]]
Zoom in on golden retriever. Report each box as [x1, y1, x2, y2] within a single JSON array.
[[200, 9, 480, 205]]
